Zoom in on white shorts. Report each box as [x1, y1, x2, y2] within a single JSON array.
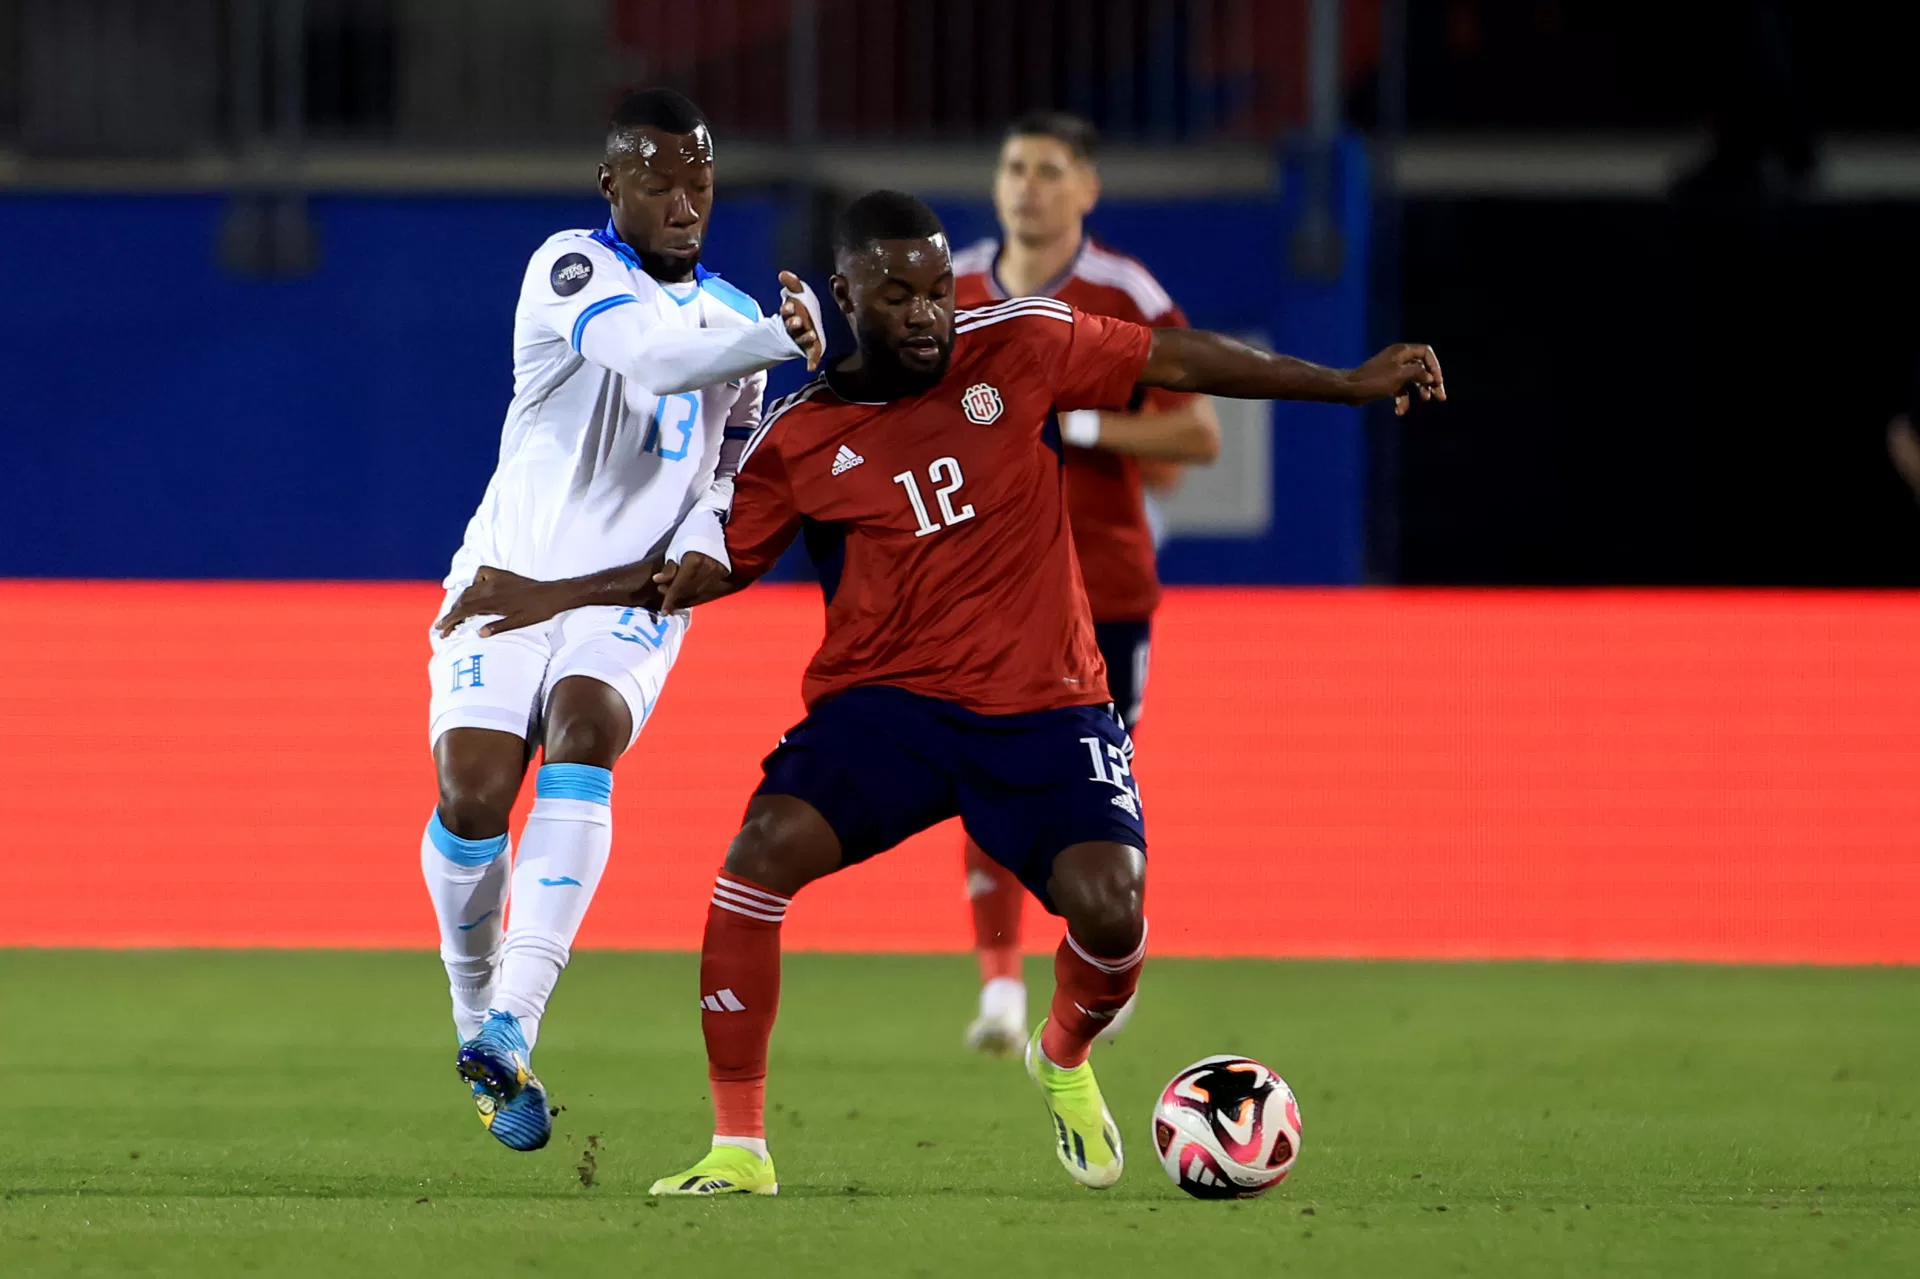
[[427, 592, 690, 750]]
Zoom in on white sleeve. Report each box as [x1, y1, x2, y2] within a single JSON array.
[[662, 370, 766, 573], [522, 237, 804, 395], [581, 308, 802, 396]]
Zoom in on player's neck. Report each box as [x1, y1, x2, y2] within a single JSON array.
[[829, 353, 888, 402], [830, 352, 941, 403], [606, 215, 699, 285], [643, 258, 697, 286], [997, 230, 1083, 299]]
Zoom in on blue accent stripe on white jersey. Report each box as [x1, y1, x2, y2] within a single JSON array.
[[570, 294, 640, 352], [592, 218, 645, 269], [698, 274, 761, 323]]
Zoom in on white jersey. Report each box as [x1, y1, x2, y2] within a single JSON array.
[[444, 224, 772, 589]]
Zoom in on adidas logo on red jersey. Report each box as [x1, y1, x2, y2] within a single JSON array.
[[831, 444, 865, 475]]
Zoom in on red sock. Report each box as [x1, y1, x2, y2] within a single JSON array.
[[964, 838, 1024, 983], [701, 871, 791, 1140], [1041, 924, 1147, 1069]]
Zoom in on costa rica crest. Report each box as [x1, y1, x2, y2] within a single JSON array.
[[961, 382, 1004, 425]]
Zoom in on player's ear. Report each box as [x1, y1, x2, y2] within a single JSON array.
[[597, 163, 616, 207], [829, 274, 855, 319], [1078, 163, 1101, 218]]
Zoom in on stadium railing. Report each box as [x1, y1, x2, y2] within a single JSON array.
[[1, 0, 1311, 159]]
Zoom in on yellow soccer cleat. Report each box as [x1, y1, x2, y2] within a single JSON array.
[[648, 1144, 780, 1197], [1026, 1022, 1125, 1189]]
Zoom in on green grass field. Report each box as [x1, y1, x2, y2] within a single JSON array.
[[2, 952, 1915, 1277]]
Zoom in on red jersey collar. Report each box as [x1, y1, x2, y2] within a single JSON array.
[[988, 234, 1089, 301]]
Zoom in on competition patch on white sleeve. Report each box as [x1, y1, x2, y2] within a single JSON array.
[[550, 253, 594, 296]]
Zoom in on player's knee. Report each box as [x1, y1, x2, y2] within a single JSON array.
[[722, 797, 842, 898], [542, 715, 625, 769], [433, 728, 528, 839], [436, 772, 519, 841], [1049, 842, 1147, 955], [542, 677, 632, 768]]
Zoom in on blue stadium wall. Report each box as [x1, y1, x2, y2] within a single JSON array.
[[0, 175, 1368, 582]]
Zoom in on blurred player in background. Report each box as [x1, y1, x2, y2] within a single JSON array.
[[418, 88, 822, 1153], [1888, 361, 1920, 505], [440, 190, 1442, 1194], [950, 113, 1222, 1054]]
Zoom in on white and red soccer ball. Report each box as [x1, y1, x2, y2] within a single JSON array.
[[1152, 1054, 1302, 1199]]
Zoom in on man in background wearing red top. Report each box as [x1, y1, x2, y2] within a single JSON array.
[[951, 113, 1223, 1054]]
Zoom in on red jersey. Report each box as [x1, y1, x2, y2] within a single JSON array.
[[953, 237, 1194, 622], [726, 298, 1154, 715]]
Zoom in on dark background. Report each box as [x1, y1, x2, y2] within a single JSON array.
[[5, 0, 1920, 586], [1390, 198, 1920, 586], [1373, 1, 1920, 584]]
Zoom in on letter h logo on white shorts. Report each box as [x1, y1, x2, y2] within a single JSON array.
[[427, 594, 691, 751]]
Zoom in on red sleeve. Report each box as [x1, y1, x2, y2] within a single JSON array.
[[1052, 307, 1155, 413], [1140, 302, 1196, 412], [724, 436, 801, 584]]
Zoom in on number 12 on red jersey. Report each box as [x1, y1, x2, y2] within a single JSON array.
[[893, 457, 976, 537]]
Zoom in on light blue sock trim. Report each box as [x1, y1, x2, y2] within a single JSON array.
[[536, 762, 613, 806], [428, 813, 508, 867]]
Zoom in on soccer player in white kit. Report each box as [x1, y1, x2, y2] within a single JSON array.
[[419, 89, 824, 1152]]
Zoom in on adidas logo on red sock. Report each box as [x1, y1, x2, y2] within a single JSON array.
[[701, 987, 747, 1012], [712, 873, 791, 923]]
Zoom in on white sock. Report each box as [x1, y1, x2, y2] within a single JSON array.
[[420, 813, 511, 1042], [714, 1135, 769, 1160], [981, 975, 1027, 1026], [1096, 993, 1139, 1043], [493, 763, 614, 1053]]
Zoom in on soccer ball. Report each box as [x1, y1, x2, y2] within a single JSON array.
[[1151, 1054, 1302, 1199]]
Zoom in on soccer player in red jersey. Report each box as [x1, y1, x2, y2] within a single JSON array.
[[438, 191, 1442, 1194], [950, 113, 1221, 1054]]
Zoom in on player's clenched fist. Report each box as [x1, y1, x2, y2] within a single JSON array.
[[654, 551, 732, 613], [436, 565, 575, 638], [1344, 343, 1445, 416], [778, 271, 825, 370]]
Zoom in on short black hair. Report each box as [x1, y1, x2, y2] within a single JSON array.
[[1005, 111, 1098, 162], [834, 189, 947, 257], [606, 88, 708, 152]]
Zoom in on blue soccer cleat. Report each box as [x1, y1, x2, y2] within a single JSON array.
[[458, 1009, 533, 1099], [470, 1078, 552, 1152], [457, 1010, 552, 1151]]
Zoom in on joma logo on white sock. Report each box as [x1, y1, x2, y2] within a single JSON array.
[[701, 988, 746, 1012]]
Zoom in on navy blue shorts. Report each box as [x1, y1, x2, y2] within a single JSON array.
[[1094, 619, 1152, 731], [755, 685, 1146, 912]]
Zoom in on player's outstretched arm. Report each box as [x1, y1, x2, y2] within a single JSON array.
[[435, 561, 663, 638], [433, 552, 747, 639], [575, 272, 823, 395], [1138, 329, 1445, 418], [654, 553, 740, 611]]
